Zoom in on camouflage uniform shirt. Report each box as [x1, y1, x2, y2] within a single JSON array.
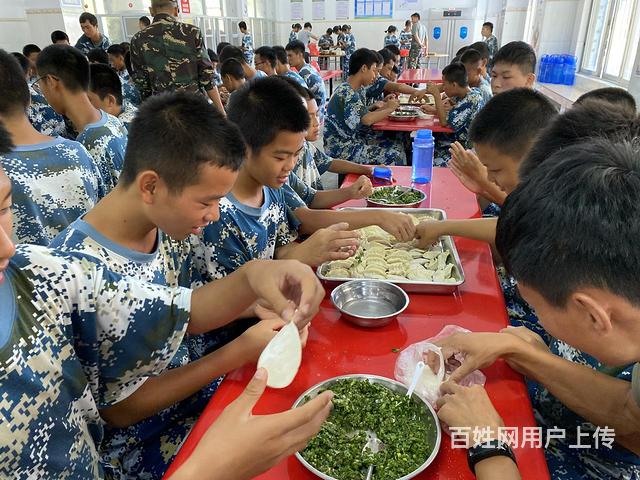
[[0, 244, 190, 478], [75, 33, 111, 54], [0, 137, 105, 245], [130, 13, 215, 100]]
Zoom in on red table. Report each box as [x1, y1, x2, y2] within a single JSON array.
[[373, 116, 454, 133], [398, 68, 443, 84], [165, 167, 550, 480], [320, 69, 343, 96]]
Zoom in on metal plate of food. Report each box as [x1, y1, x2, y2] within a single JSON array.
[[317, 208, 465, 294], [293, 374, 441, 480], [366, 186, 426, 208], [398, 94, 435, 107], [389, 111, 419, 122]]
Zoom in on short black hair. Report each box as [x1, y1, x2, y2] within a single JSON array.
[[124, 51, 132, 75], [411, 12, 421, 19], [483, 22, 494, 31], [120, 92, 245, 192], [219, 45, 246, 65], [22, 44, 41, 57], [326, 28, 333, 35], [87, 48, 109, 64], [273, 45, 288, 65], [520, 100, 639, 178], [377, 48, 394, 66], [36, 44, 91, 92], [0, 50, 31, 115], [216, 41, 231, 56], [107, 44, 126, 57], [11, 52, 31, 75], [470, 88, 557, 159], [207, 49, 219, 63], [575, 87, 636, 115], [385, 45, 400, 56], [386, 26, 397, 33], [285, 40, 306, 55], [139, 16, 151, 27], [0, 121, 14, 154], [468, 41, 490, 61], [295, 23, 302, 29], [50, 30, 69, 43], [89, 63, 123, 106], [304, 22, 312, 29], [493, 41, 536, 74], [227, 77, 309, 155], [460, 48, 483, 65], [79, 12, 98, 26], [333, 26, 341, 33], [442, 62, 468, 87], [456, 46, 469, 57], [496, 138, 640, 308], [280, 76, 314, 101], [120, 41, 130, 53], [405, 20, 411, 27], [220, 58, 246, 80], [238, 21, 247, 30], [342, 24, 351, 31], [349, 48, 379, 76], [255, 46, 276, 68]]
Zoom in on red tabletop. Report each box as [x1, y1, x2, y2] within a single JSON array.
[[398, 68, 443, 84], [165, 167, 550, 480], [373, 116, 454, 133], [319, 70, 343, 81]]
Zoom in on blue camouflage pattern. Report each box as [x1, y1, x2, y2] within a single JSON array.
[[1, 137, 105, 245], [324, 82, 406, 165], [241, 33, 254, 65], [434, 89, 486, 166], [293, 140, 332, 191], [50, 220, 224, 479], [191, 188, 301, 281], [281, 69, 307, 88], [28, 84, 67, 137], [118, 102, 138, 132], [0, 244, 190, 479], [342, 33, 356, 80], [299, 63, 327, 121], [76, 110, 128, 192], [384, 34, 400, 48], [75, 33, 111, 54]]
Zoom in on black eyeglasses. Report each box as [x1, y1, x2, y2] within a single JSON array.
[[32, 74, 60, 85]]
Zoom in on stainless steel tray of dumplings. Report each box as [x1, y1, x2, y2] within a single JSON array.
[[316, 208, 465, 294]]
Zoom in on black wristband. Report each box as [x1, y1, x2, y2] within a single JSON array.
[[467, 439, 516, 475]]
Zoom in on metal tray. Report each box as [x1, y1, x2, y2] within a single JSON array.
[[389, 113, 419, 122], [317, 208, 465, 294]]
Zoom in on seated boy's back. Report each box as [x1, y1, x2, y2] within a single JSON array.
[[0, 49, 105, 245]]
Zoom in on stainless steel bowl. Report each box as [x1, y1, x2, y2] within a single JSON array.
[[292, 374, 442, 480], [389, 112, 419, 122], [331, 280, 409, 327], [366, 186, 427, 208]]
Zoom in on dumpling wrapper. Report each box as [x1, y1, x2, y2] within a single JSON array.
[[257, 321, 302, 388]]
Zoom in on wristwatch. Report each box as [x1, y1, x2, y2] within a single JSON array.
[[467, 438, 516, 475]]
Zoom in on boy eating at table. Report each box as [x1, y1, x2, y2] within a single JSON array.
[[426, 62, 486, 166], [285, 40, 327, 121], [50, 91, 306, 478], [191, 76, 416, 281], [460, 48, 492, 103], [364, 48, 428, 104], [324, 48, 406, 166]]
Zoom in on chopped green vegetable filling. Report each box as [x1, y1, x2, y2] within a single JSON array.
[[368, 187, 424, 205], [300, 379, 436, 479]]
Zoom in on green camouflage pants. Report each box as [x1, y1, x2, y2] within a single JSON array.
[[408, 47, 422, 69]]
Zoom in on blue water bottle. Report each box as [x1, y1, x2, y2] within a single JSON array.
[[539, 55, 549, 83], [563, 55, 576, 85], [552, 55, 565, 84], [412, 130, 434, 183]]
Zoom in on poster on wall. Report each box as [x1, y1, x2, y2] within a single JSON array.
[[291, 0, 303, 20], [355, 0, 392, 18], [336, 0, 350, 19], [180, 0, 191, 14], [312, 0, 326, 20]]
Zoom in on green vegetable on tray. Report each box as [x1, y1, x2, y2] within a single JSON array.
[[368, 186, 424, 205], [300, 379, 435, 479]]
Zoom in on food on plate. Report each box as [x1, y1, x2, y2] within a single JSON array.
[[299, 379, 435, 479], [324, 217, 458, 283], [367, 186, 425, 205]]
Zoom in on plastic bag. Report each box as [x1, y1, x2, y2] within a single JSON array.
[[394, 325, 486, 406]]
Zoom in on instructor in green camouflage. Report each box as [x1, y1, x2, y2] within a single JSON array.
[[129, 0, 224, 113]]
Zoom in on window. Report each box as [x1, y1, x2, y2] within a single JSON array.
[[580, 0, 640, 83]]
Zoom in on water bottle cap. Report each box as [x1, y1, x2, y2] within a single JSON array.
[[416, 129, 433, 139]]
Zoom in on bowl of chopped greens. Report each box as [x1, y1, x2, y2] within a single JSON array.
[[366, 186, 426, 208], [293, 375, 441, 480]]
